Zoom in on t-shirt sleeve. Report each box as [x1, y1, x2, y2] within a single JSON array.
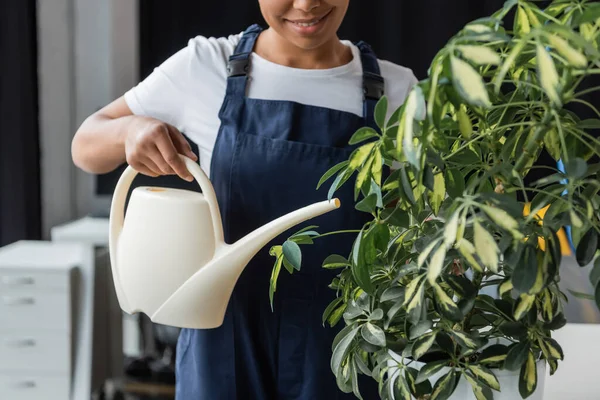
[[123, 33, 242, 130], [379, 60, 419, 121]]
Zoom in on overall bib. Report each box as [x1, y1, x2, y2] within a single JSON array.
[[176, 25, 384, 400]]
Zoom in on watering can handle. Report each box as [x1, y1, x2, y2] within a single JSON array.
[[108, 155, 225, 312]]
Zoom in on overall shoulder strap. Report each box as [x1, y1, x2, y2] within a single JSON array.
[[355, 41, 385, 128], [225, 24, 263, 97]]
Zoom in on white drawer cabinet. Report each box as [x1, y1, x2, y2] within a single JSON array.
[[0, 241, 83, 400], [0, 373, 70, 400], [0, 331, 70, 373], [0, 289, 70, 330]]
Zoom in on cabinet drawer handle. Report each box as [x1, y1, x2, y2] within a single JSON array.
[[1, 276, 34, 286], [2, 296, 35, 306], [12, 380, 36, 389], [5, 338, 36, 348]]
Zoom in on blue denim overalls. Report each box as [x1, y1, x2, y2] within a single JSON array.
[[176, 24, 384, 400]]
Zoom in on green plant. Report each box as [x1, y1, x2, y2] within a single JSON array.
[[270, 1, 600, 399]]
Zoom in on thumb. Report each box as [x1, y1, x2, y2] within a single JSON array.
[[168, 125, 198, 161]]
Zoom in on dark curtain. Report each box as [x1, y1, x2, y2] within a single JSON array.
[[139, 1, 508, 80], [0, 0, 41, 246]]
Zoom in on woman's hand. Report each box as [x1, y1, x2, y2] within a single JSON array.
[[72, 96, 198, 181], [124, 117, 198, 181]]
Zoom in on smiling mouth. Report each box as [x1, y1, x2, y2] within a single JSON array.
[[287, 9, 332, 28]]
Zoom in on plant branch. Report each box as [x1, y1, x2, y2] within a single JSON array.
[[568, 99, 600, 119]]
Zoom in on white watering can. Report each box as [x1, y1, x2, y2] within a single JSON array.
[[109, 155, 340, 329]]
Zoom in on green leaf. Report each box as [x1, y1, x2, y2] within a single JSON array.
[[393, 374, 412, 400], [361, 322, 386, 347], [445, 275, 477, 298], [269, 254, 283, 309], [457, 105, 473, 139], [572, 3, 600, 25], [323, 254, 351, 269], [451, 330, 479, 349], [354, 155, 373, 200], [480, 204, 522, 239], [578, 119, 600, 129], [400, 166, 416, 204], [479, 344, 509, 364], [544, 128, 562, 161], [423, 165, 435, 191], [515, 6, 531, 35], [317, 161, 348, 190], [499, 321, 527, 339], [328, 168, 353, 200], [505, 341, 530, 371], [282, 257, 295, 274], [468, 365, 500, 391], [431, 369, 457, 400], [381, 286, 406, 302], [465, 372, 494, 400], [594, 283, 600, 314], [322, 297, 344, 326], [445, 169, 465, 199], [283, 240, 302, 271], [375, 96, 388, 131], [458, 239, 484, 273], [536, 43, 562, 107], [565, 157, 587, 179], [381, 207, 410, 228], [416, 359, 449, 384], [401, 87, 424, 169], [474, 221, 500, 273], [428, 246, 447, 285], [434, 284, 463, 322], [514, 293, 536, 320], [590, 257, 600, 287], [370, 308, 384, 321], [407, 283, 426, 325], [519, 351, 538, 398], [349, 142, 377, 170], [331, 326, 359, 374], [405, 367, 433, 398], [576, 228, 598, 267], [355, 193, 378, 213], [544, 312, 567, 330], [512, 246, 539, 294], [409, 320, 433, 340], [443, 212, 460, 249], [547, 34, 587, 68], [372, 149, 383, 186], [545, 337, 564, 360], [450, 55, 492, 108], [413, 332, 437, 360], [457, 45, 501, 65], [349, 127, 379, 145], [428, 173, 446, 216], [351, 230, 375, 294], [418, 239, 441, 268]]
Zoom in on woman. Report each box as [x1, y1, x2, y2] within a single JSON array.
[[72, 1, 417, 398]]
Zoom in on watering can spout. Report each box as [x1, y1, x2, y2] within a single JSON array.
[[230, 198, 341, 261]]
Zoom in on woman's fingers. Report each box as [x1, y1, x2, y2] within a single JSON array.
[[168, 125, 198, 161], [154, 130, 193, 181]]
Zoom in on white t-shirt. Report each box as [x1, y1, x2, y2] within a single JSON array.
[[124, 32, 418, 177]]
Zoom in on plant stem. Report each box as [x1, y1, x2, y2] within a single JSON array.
[[568, 98, 600, 118], [312, 230, 361, 240], [575, 85, 600, 98]]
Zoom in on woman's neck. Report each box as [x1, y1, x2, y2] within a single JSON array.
[[254, 28, 353, 70]]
